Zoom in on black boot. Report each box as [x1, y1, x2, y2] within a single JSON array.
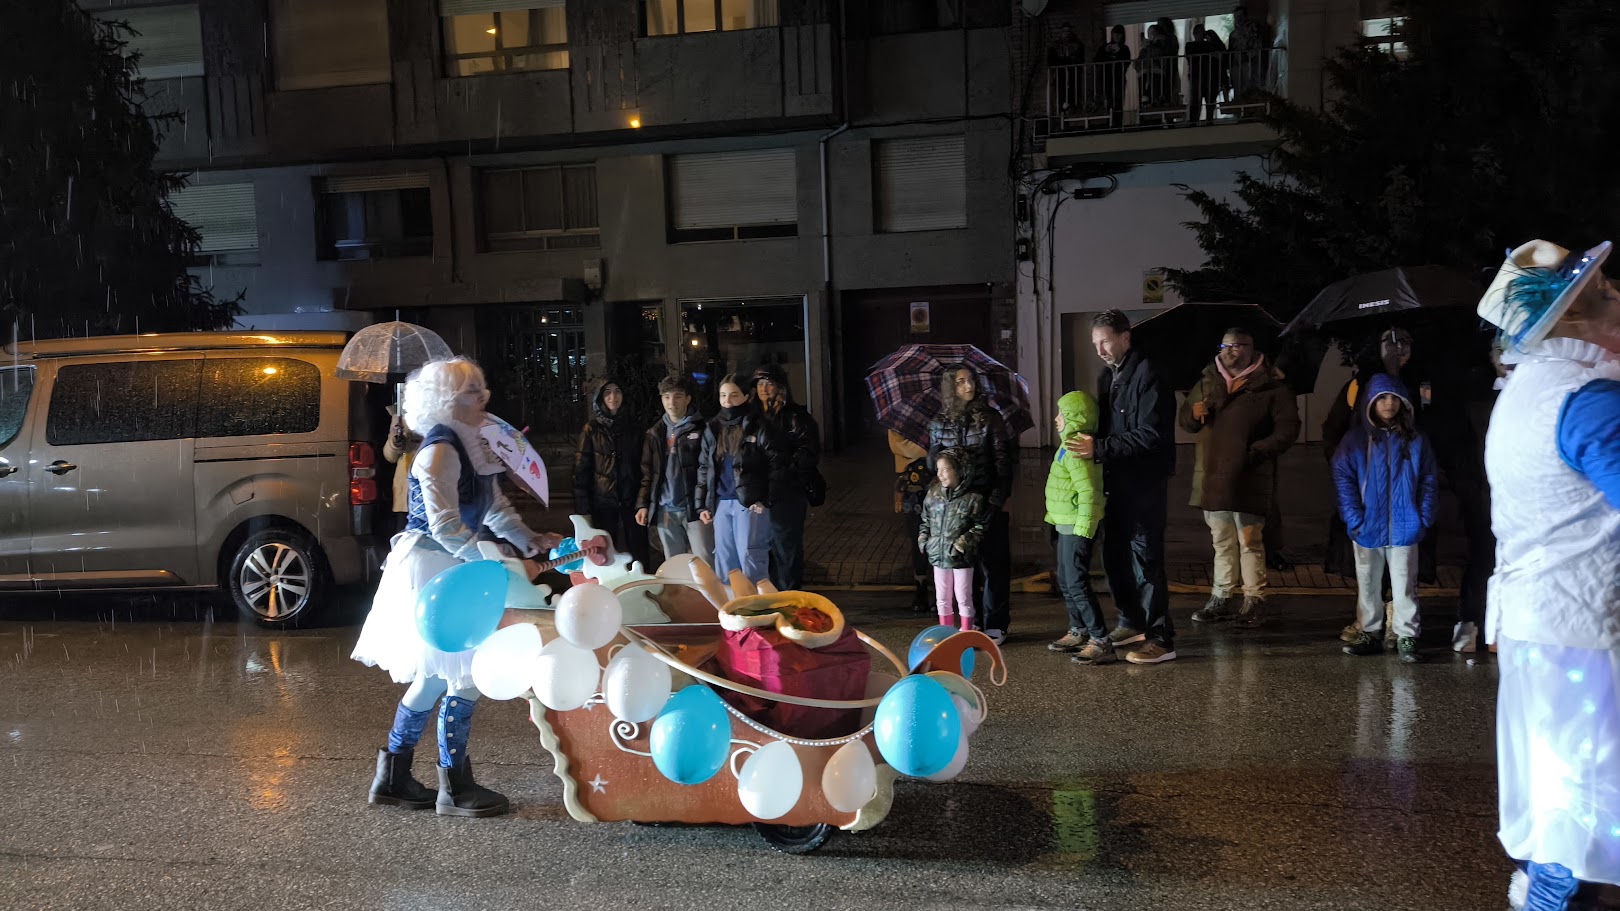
[[369, 748, 436, 809], [436, 757, 510, 818]]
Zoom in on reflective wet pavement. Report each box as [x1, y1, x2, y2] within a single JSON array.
[[1, 592, 1507, 911]]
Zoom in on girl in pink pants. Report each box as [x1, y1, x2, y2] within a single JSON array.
[[917, 449, 989, 631]]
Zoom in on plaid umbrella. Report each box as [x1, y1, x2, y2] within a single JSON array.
[[864, 344, 1033, 448]]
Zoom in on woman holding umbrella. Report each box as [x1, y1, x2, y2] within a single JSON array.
[[352, 356, 577, 819], [928, 365, 1015, 643]]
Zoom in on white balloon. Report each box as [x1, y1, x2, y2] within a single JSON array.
[[924, 729, 970, 782], [531, 638, 601, 711], [602, 642, 673, 723], [951, 694, 983, 737], [656, 554, 699, 581], [737, 741, 803, 820], [821, 740, 878, 813], [555, 581, 623, 650], [470, 624, 544, 701]]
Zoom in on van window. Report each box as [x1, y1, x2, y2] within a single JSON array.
[[0, 367, 34, 449], [47, 360, 202, 445], [198, 357, 322, 437]]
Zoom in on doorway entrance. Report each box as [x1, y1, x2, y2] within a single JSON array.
[[678, 297, 807, 415], [837, 285, 994, 443]]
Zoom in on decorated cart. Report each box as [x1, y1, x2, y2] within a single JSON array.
[[416, 516, 1007, 854]]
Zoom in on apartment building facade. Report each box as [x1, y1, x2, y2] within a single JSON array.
[[91, 0, 1019, 441]]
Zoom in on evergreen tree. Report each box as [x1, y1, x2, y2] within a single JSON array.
[[0, 0, 239, 339], [1172, 0, 1620, 323]]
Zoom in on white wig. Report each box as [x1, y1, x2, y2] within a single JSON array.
[[402, 357, 486, 434]]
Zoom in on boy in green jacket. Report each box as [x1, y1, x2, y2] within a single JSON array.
[[1045, 390, 1110, 664]]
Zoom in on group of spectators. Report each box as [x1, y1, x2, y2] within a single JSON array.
[[568, 365, 822, 593]]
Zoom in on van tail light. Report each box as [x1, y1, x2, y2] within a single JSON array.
[[350, 441, 378, 506]]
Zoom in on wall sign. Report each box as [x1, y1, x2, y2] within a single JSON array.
[[909, 301, 931, 334]]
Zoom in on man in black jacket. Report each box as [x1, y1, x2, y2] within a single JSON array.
[[636, 375, 712, 568], [1067, 310, 1178, 664], [573, 379, 651, 570], [753, 363, 820, 591], [928, 365, 1015, 642]]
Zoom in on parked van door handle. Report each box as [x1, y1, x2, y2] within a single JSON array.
[[44, 461, 77, 475], [0, 465, 16, 477]]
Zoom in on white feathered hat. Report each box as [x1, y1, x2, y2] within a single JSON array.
[[1477, 239, 1611, 351]]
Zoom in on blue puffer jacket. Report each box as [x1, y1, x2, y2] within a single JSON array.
[[1331, 374, 1438, 548]]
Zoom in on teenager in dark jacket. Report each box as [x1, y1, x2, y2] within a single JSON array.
[[636, 375, 712, 568], [1066, 310, 1178, 664], [928, 365, 1014, 643], [696, 374, 779, 586], [573, 379, 649, 570], [752, 363, 820, 591]]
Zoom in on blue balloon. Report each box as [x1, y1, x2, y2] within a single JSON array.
[[650, 685, 731, 785], [414, 560, 508, 653], [908, 624, 976, 677], [873, 674, 963, 778], [549, 537, 584, 573]]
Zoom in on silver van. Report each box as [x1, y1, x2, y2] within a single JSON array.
[[0, 331, 389, 627]]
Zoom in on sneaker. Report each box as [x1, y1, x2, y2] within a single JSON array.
[[1124, 641, 1177, 664], [1071, 638, 1117, 665], [1398, 636, 1424, 663], [1190, 592, 1235, 623], [1233, 597, 1265, 629], [985, 629, 1006, 645], [1452, 621, 1479, 654], [1339, 620, 1363, 643], [1107, 626, 1146, 646], [1342, 631, 1384, 656], [1048, 629, 1087, 652]]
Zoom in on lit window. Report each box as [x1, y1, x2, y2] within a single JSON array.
[[1361, 17, 1409, 60], [645, 0, 778, 36], [443, 3, 569, 76]]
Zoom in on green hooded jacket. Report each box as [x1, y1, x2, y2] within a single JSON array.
[[1044, 390, 1105, 537]]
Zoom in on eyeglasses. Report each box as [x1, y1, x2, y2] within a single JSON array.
[[1218, 342, 1252, 351]]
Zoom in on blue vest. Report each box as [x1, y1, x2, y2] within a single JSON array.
[[406, 424, 494, 537]]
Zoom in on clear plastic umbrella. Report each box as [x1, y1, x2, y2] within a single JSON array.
[[335, 321, 453, 383]]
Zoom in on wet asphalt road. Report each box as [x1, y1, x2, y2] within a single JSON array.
[[0, 590, 1508, 911]]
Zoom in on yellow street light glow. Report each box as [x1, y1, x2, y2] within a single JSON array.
[[690, 338, 699, 347], [486, 27, 497, 34], [262, 367, 279, 375], [629, 117, 642, 129]]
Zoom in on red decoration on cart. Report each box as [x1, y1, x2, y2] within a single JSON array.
[[708, 625, 871, 740]]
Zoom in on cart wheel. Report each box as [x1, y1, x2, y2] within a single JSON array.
[[752, 822, 834, 855]]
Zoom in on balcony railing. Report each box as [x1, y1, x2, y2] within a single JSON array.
[[1045, 50, 1276, 136]]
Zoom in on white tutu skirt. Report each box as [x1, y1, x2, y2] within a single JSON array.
[[351, 532, 478, 690], [1497, 636, 1620, 885]]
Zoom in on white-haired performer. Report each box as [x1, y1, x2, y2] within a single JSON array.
[[352, 357, 565, 818], [1479, 240, 1620, 910]]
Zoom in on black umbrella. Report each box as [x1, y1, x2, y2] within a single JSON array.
[[1281, 266, 1482, 337], [1130, 301, 1281, 393]]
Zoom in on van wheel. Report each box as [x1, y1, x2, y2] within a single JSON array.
[[226, 528, 331, 628]]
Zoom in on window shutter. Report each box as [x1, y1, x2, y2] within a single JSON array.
[[271, 0, 391, 91], [169, 184, 258, 252], [1101, 0, 1235, 24], [669, 150, 798, 229], [99, 4, 204, 80], [875, 135, 966, 233], [317, 174, 431, 194], [439, 0, 564, 15]]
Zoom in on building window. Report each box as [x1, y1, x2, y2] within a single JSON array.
[[667, 149, 797, 243], [442, 2, 568, 76], [480, 165, 599, 252], [316, 175, 433, 261], [646, 0, 778, 36], [874, 135, 967, 233], [168, 183, 259, 266], [862, 0, 960, 35], [1361, 17, 1408, 60], [95, 4, 204, 80], [271, 0, 391, 91]]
